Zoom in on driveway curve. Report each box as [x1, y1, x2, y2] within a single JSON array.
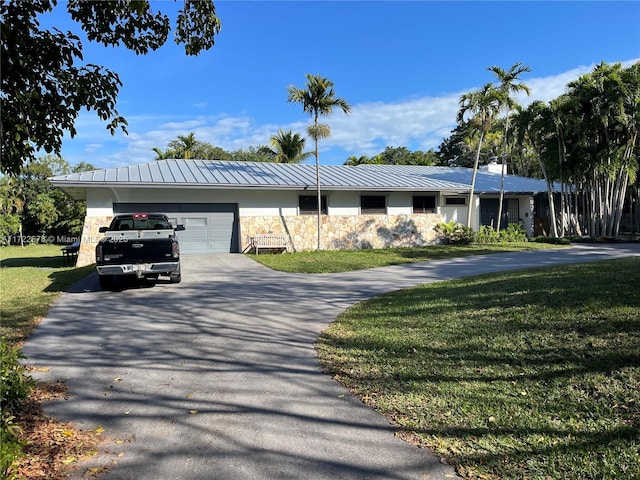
[[23, 243, 640, 480]]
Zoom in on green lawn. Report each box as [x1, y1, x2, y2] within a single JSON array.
[[248, 242, 563, 273], [3, 242, 637, 479], [0, 244, 95, 344], [316, 257, 640, 480]]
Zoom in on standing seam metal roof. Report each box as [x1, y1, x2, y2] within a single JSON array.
[[49, 159, 552, 193]]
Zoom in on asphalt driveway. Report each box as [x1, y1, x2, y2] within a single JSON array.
[[23, 243, 640, 480]]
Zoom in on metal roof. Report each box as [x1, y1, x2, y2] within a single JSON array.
[[49, 159, 552, 200], [353, 165, 554, 194]]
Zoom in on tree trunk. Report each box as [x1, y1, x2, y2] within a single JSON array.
[[311, 111, 322, 251], [314, 139, 321, 250], [496, 157, 506, 233], [613, 169, 629, 237], [534, 151, 558, 237], [466, 130, 485, 229]]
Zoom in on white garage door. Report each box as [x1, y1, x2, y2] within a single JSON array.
[[113, 203, 239, 254]]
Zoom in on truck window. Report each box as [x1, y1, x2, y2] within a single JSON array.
[[111, 215, 172, 230]]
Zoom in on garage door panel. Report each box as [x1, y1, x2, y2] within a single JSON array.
[[115, 203, 239, 253]]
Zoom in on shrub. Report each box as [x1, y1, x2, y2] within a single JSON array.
[[500, 223, 528, 242], [0, 338, 33, 479], [434, 221, 474, 245], [475, 224, 528, 243], [0, 339, 34, 411], [532, 236, 572, 245], [0, 414, 23, 480], [475, 225, 500, 244]]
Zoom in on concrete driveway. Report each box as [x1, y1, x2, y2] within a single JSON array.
[[23, 244, 640, 480]]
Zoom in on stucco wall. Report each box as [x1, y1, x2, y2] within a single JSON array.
[[241, 213, 443, 252]]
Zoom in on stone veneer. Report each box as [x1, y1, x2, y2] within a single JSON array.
[[240, 214, 443, 252], [76, 215, 112, 267], [74, 213, 443, 265]]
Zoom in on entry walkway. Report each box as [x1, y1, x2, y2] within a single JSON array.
[[23, 244, 640, 479]]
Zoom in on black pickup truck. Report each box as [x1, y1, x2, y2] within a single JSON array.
[[95, 213, 185, 289]]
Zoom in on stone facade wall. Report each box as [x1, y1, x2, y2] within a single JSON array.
[[75, 213, 443, 264], [76, 215, 112, 267], [241, 214, 443, 252]]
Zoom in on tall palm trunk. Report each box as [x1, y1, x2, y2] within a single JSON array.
[[496, 157, 506, 232], [496, 115, 510, 233], [535, 154, 559, 237], [466, 130, 485, 228], [314, 113, 321, 250]]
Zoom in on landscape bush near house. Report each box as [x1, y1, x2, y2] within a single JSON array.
[[434, 221, 474, 245], [435, 221, 528, 244], [475, 223, 528, 243]]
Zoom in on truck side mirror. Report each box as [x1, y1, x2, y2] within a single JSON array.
[[175, 225, 185, 232], [98, 226, 108, 233]]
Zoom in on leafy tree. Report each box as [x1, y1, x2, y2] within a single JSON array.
[[153, 133, 233, 161], [376, 146, 438, 165], [344, 147, 439, 166], [457, 83, 503, 228], [437, 122, 473, 167], [1, 0, 221, 176], [511, 101, 560, 237], [344, 155, 375, 166], [287, 74, 351, 249], [229, 146, 272, 163], [260, 130, 312, 163], [562, 62, 639, 237], [489, 62, 531, 232], [0, 176, 24, 245], [14, 156, 95, 240]]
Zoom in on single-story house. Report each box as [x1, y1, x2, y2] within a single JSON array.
[[49, 159, 554, 267]]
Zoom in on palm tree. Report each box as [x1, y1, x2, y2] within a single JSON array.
[[512, 101, 559, 237], [287, 74, 351, 249], [488, 62, 531, 232], [152, 147, 174, 160], [168, 132, 199, 159], [262, 130, 313, 163], [457, 83, 503, 228]]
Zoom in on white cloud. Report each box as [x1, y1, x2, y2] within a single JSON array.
[[60, 59, 639, 168]]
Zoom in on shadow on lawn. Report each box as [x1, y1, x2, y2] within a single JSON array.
[[1, 256, 68, 268], [318, 257, 640, 477]]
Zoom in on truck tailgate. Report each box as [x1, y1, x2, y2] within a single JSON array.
[[100, 237, 176, 264]]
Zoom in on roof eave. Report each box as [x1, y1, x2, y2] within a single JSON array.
[[49, 180, 469, 193]]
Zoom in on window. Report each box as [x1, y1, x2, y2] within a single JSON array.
[[506, 198, 519, 223], [360, 195, 386, 214], [299, 195, 327, 215], [413, 195, 436, 213], [445, 196, 466, 206]]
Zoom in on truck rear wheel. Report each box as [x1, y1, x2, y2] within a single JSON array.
[[169, 264, 181, 284], [99, 275, 113, 290]]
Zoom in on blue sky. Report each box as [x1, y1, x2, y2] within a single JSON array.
[[46, 1, 640, 169]]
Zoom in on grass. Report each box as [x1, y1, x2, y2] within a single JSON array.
[[316, 257, 640, 480], [3, 242, 636, 479], [248, 242, 564, 273], [0, 244, 95, 344]]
